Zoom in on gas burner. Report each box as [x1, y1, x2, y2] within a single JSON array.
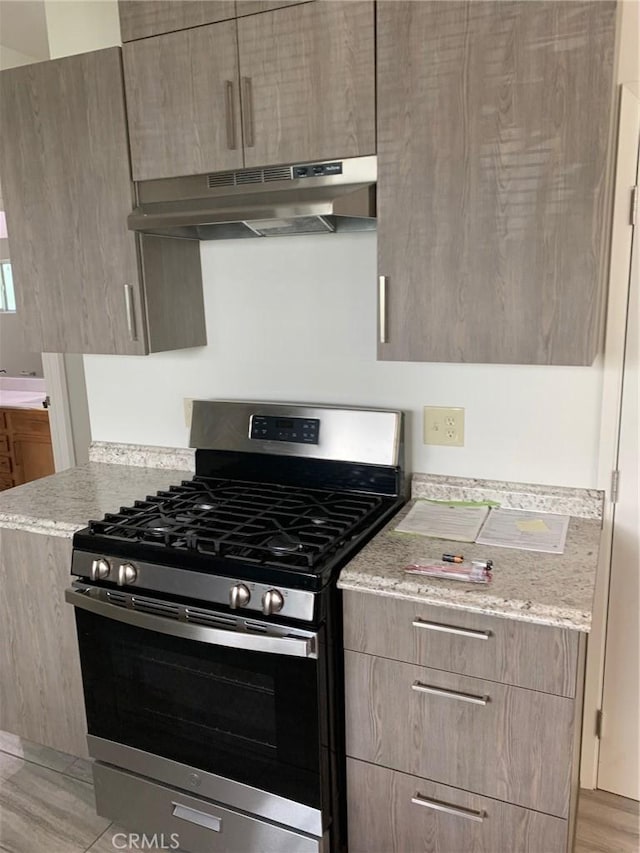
[[268, 533, 303, 555], [144, 516, 176, 534], [309, 509, 330, 526]]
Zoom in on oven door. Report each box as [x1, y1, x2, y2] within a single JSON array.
[[66, 585, 327, 833]]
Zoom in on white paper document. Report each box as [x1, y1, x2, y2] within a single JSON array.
[[394, 501, 490, 543], [475, 508, 570, 554]]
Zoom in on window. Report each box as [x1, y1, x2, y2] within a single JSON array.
[[0, 261, 15, 312]]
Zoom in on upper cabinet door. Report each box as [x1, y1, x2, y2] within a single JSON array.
[[377, 1, 616, 365], [0, 48, 146, 355], [237, 1, 375, 168], [118, 1, 236, 41], [123, 21, 244, 180], [236, 1, 313, 16]]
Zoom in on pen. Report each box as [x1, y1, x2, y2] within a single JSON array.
[[442, 553, 464, 563]]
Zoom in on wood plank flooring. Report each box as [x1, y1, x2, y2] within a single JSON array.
[[575, 789, 640, 853], [0, 732, 638, 852]]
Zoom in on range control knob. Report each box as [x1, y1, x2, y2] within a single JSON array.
[[262, 588, 284, 616], [117, 563, 138, 586], [90, 558, 111, 581], [229, 583, 251, 609]]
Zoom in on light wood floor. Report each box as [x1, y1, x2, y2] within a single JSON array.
[[575, 788, 639, 853], [0, 732, 638, 852]]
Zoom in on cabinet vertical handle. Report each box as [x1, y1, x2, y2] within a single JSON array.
[[225, 80, 237, 150], [411, 794, 486, 823], [124, 284, 138, 342], [378, 275, 388, 343], [241, 76, 255, 148]]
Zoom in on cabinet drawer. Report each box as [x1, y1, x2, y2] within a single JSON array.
[[347, 759, 568, 853], [344, 651, 574, 817], [343, 590, 579, 697], [0, 435, 9, 454], [7, 409, 50, 438], [0, 456, 12, 474]]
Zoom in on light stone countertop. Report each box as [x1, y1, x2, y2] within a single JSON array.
[[0, 390, 47, 410], [0, 462, 194, 538], [339, 489, 603, 632]]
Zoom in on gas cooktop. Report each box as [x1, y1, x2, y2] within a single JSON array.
[[72, 401, 405, 622]]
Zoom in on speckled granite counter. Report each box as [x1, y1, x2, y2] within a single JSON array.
[[339, 476, 603, 632], [0, 462, 193, 538]]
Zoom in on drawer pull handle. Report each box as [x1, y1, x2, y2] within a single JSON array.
[[171, 802, 221, 832], [411, 794, 486, 823], [412, 618, 492, 640], [412, 680, 489, 706]]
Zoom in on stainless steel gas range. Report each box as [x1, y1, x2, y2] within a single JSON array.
[[66, 401, 405, 853]]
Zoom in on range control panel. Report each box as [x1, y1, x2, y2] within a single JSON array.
[[250, 415, 320, 445]]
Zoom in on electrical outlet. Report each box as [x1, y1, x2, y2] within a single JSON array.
[[184, 398, 193, 429], [423, 406, 465, 447]]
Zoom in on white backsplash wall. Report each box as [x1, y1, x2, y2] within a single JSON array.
[[84, 233, 603, 488]]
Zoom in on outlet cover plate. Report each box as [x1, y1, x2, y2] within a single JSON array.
[[423, 406, 465, 447]]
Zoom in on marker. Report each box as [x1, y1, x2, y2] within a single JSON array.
[[442, 553, 464, 563], [472, 559, 493, 569]]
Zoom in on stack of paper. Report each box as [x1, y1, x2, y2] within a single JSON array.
[[394, 501, 490, 543], [475, 508, 569, 554]]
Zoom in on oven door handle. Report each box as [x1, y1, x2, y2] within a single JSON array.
[[65, 588, 318, 659]]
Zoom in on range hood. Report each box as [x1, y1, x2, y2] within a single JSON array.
[[128, 156, 376, 240]]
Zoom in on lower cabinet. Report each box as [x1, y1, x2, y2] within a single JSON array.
[[0, 407, 55, 490], [343, 590, 585, 852], [347, 759, 568, 853], [345, 651, 574, 817], [0, 530, 87, 757]]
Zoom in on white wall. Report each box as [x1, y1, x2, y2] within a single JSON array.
[[44, 0, 120, 58], [0, 44, 40, 69], [84, 233, 603, 487]]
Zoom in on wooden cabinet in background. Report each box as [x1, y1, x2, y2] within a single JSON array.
[[343, 590, 586, 852], [0, 408, 55, 490], [0, 530, 87, 758], [376, 0, 617, 365], [122, 1, 375, 180], [0, 48, 206, 356], [118, 0, 235, 41]]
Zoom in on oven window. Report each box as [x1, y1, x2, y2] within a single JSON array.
[[75, 610, 322, 806]]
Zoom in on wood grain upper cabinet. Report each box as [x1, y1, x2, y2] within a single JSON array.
[[123, 21, 243, 180], [237, 1, 375, 168], [118, 0, 235, 41], [235, 1, 313, 18], [0, 48, 205, 355], [376, 1, 616, 365], [123, 2, 374, 181]]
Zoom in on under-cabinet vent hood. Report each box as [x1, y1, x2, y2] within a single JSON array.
[[128, 156, 376, 240]]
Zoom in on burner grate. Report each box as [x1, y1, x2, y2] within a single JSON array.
[[88, 477, 385, 571]]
